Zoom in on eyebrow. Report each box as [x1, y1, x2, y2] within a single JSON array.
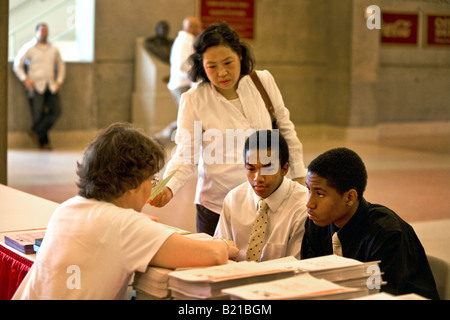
[[205, 56, 235, 65], [245, 161, 272, 167], [306, 183, 326, 191]]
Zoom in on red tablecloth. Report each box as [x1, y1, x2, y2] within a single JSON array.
[[0, 243, 33, 300]]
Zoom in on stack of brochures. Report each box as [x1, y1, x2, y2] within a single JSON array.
[[135, 253, 384, 300], [133, 233, 214, 300], [222, 272, 370, 300], [222, 255, 383, 300], [168, 260, 296, 300], [270, 254, 384, 292], [134, 266, 174, 300], [4, 231, 45, 254]]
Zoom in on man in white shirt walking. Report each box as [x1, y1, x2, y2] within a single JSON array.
[[153, 16, 202, 147], [13, 23, 65, 150], [214, 130, 309, 261]]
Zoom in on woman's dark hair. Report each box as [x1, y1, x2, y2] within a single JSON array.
[[188, 22, 255, 83], [76, 122, 165, 201], [307, 148, 367, 200], [244, 130, 290, 167]]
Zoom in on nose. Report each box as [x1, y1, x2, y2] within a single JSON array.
[[306, 193, 315, 209], [253, 169, 265, 183], [217, 65, 228, 77]]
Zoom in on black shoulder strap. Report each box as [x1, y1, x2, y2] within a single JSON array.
[[249, 71, 277, 128]]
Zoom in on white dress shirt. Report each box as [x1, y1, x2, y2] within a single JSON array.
[[167, 30, 196, 90], [164, 70, 307, 214], [214, 177, 309, 261], [13, 38, 66, 94]]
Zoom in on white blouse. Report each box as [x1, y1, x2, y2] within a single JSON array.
[[165, 70, 306, 214]]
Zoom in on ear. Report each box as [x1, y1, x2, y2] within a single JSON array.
[[346, 189, 358, 207], [281, 162, 289, 176]]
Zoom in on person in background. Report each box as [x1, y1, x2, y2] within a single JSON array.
[[149, 22, 307, 236], [13, 122, 238, 300], [301, 147, 440, 300], [13, 23, 65, 150], [153, 16, 202, 147], [215, 130, 308, 261]]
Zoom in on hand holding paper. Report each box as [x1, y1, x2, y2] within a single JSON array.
[[149, 169, 177, 201]]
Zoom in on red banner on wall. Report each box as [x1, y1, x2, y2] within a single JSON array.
[[425, 14, 450, 46], [199, 0, 255, 39], [381, 12, 419, 45]]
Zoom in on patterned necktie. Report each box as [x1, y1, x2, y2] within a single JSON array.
[[246, 199, 269, 262], [332, 232, 343, 256]]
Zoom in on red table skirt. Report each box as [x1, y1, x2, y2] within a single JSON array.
[[0, 244, 33, 300]]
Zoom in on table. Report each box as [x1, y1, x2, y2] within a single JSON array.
[[0, 184, 57, 299]]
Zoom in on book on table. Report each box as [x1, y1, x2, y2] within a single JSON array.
[[4, 231, 45, 254]]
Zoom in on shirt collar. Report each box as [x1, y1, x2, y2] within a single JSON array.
[[253, 177, 289, 214]]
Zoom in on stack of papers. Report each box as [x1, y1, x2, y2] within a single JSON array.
[[352, 292, 429, 300], [221, 255, 384, 300], [168, 260, 295, 300], [133, 233, 214, 300], [134, 254, 384, 300], [134, 266, 174, 300], [271, 255, 384, 291], [222, 273, 369, 300], [4, 232, 46, 254]]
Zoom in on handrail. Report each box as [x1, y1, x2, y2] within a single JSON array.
[[8, 0, 76, 60], [8, 0, 74, 36], [9, 0, 30, 13], [51, 26, 75, 42]]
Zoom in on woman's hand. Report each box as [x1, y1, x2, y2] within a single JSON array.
[[148, 186, 173, 207]]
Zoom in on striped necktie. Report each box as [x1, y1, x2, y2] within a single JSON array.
[[246, 199, 269, 262]]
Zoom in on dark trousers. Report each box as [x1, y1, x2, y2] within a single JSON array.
[[29, 88, 61, 145], [196, 204, 220, 236]]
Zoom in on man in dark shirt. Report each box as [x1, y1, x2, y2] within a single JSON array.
[[301, 147, 439, 300]]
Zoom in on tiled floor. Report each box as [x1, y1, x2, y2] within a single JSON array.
[[6, 131, 450, 298]]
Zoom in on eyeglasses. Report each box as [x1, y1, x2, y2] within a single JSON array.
[[150, 176, 160, 188]]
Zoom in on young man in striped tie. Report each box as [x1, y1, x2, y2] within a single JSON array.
[[214, 130, 309, 262]]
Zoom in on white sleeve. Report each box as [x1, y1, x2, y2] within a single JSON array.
[[119, 212, 175, 273], [164, 91, 201, 195], [13, 44, 31, 82], [214, 193, 233, 239]]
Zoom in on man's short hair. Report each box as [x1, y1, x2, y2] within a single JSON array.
[[308, 147, 367, 200], [36, 23, 48, 31], [244, 129, 289, 167]]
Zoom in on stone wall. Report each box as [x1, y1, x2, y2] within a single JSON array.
[[6, 0, 450, 142]]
